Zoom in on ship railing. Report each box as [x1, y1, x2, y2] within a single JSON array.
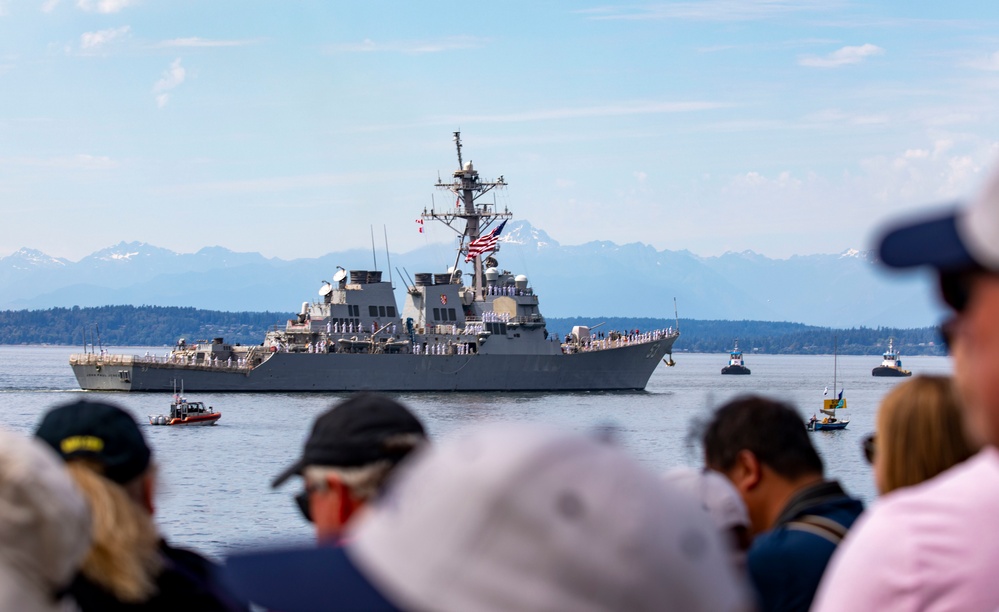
[[70, 352, 256, 371], [559, 327, 679, 353], [463, 314, 545, 324]]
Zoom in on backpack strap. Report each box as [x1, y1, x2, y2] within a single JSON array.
[[785, 514, 849, 546]]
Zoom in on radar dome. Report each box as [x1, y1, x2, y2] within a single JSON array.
[[515, 275, 528, 292], [484, 267, 499, 282]]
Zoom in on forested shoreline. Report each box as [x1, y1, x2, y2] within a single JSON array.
[[0, 306, 945, 356]]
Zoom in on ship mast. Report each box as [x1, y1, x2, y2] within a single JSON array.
[[425, 132, 512, 300]]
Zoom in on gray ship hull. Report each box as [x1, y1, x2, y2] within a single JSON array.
[[71, 336, 676, 392]]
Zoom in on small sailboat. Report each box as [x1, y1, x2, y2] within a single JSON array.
[[871, 337, 912, 377], [721, 340, 751, 375], [808, 340, 849, 431]]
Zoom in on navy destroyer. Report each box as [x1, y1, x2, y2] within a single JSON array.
[[70, 133, 679, 392]]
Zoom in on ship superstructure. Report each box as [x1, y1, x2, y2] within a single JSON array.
[[70, 133, 679, 392]]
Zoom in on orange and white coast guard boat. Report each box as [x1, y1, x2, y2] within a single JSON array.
[[149, 382, 220, 426]]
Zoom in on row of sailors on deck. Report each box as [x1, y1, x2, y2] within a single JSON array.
[[485, 285, 525, 296], [165, 354, 249, 368], [413, 341, 472, 356], [562, 328, 673, 354], [323, 321, 400, 335]]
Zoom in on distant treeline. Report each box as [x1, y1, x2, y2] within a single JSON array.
[[0, 306, 289, 347], [545, 317, 946, 356], [0, 307, 945, 356]]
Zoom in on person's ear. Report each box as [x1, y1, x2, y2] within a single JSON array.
[[325, 474, 359, 525], [728, 449, 762, 493]]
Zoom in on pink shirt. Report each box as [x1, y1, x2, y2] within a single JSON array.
[[812, 447, 999, 611]]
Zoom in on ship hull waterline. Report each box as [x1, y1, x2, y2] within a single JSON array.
[[871, 366, 912, 377], [72, 338, 677, 392]]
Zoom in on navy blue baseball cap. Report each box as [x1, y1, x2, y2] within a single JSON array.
[[36, 399, 151, 485], [878, 168, 999, 273]]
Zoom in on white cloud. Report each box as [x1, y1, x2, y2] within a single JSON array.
[[41, 0, 60, 12], [80, 25, 130, 50], [730, 170, 802, 190], [964, 51, 999, 72], [579, 0, 838, 22], [157, 37, 258, 48], [633, 171, 648, 182], [798, 43, 884, 68], [0, 0, 7, 16], [0, 154, 117, 169], [326, 35, 486, 55], [76, 0, 133, 13], [153, 58, 185, 108], [447, 100, 730, 124]]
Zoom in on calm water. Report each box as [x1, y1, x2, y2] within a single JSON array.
[[0, 345, 952, 558]]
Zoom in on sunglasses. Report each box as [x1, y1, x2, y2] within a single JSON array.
[[938, 317, 957, 352], [939, 267, 993, 314], [295, 490, 313, 522], [861, 433, 876, 464]]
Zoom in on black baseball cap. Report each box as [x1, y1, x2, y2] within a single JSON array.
[[272, 393, 426, 488], [36, 399, 152, 485]]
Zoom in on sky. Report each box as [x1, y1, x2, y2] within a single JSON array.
[[3, 1, 999, 261]]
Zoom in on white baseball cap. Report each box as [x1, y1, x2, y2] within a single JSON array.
[[662, 467, 750, 533], [223, 423, 749, 612], [879, 164, 999, 273]]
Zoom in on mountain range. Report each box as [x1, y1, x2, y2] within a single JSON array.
[[0, 220, 944, 328]]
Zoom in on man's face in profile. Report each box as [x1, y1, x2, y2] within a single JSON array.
[[946, 273, 999, 447]]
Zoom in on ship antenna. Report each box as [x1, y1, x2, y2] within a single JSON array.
[[453, 131, 463, 168], [674, 297, 680, 331], [370, 225, 378, 270], [383, 225, 393, 288]]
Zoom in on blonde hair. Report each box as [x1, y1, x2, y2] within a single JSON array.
[[876, 375, 980, 495], [66, 460, 163, 602]]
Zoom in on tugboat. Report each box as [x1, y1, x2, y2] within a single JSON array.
[[721, 340, 751, 375], [872, 337, 912, 377], [70, 133, 680, 392], [149, 383, 220, 426], [808, 340, 849, 431]]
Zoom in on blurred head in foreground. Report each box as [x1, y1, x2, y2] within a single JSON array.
[[702, 395, 824, 535], [878, 167, 999, 447], [663, 467, 752, 563], [224, 423, 749, 612], [36, 399, 247, 611], [271, 393, 427, 542], [0, 428, 91, 612], [871, 375, 980, 495], [36, 399, 161, 603]]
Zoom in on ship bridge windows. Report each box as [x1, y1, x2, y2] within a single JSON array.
[[368, 305, 396, 318], [348, 305, 360, 317], [432, 308, 458, 322], [486, 322, 508, 335]]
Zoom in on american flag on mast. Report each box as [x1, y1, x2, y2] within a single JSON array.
[[465, 220, 508, 262]]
